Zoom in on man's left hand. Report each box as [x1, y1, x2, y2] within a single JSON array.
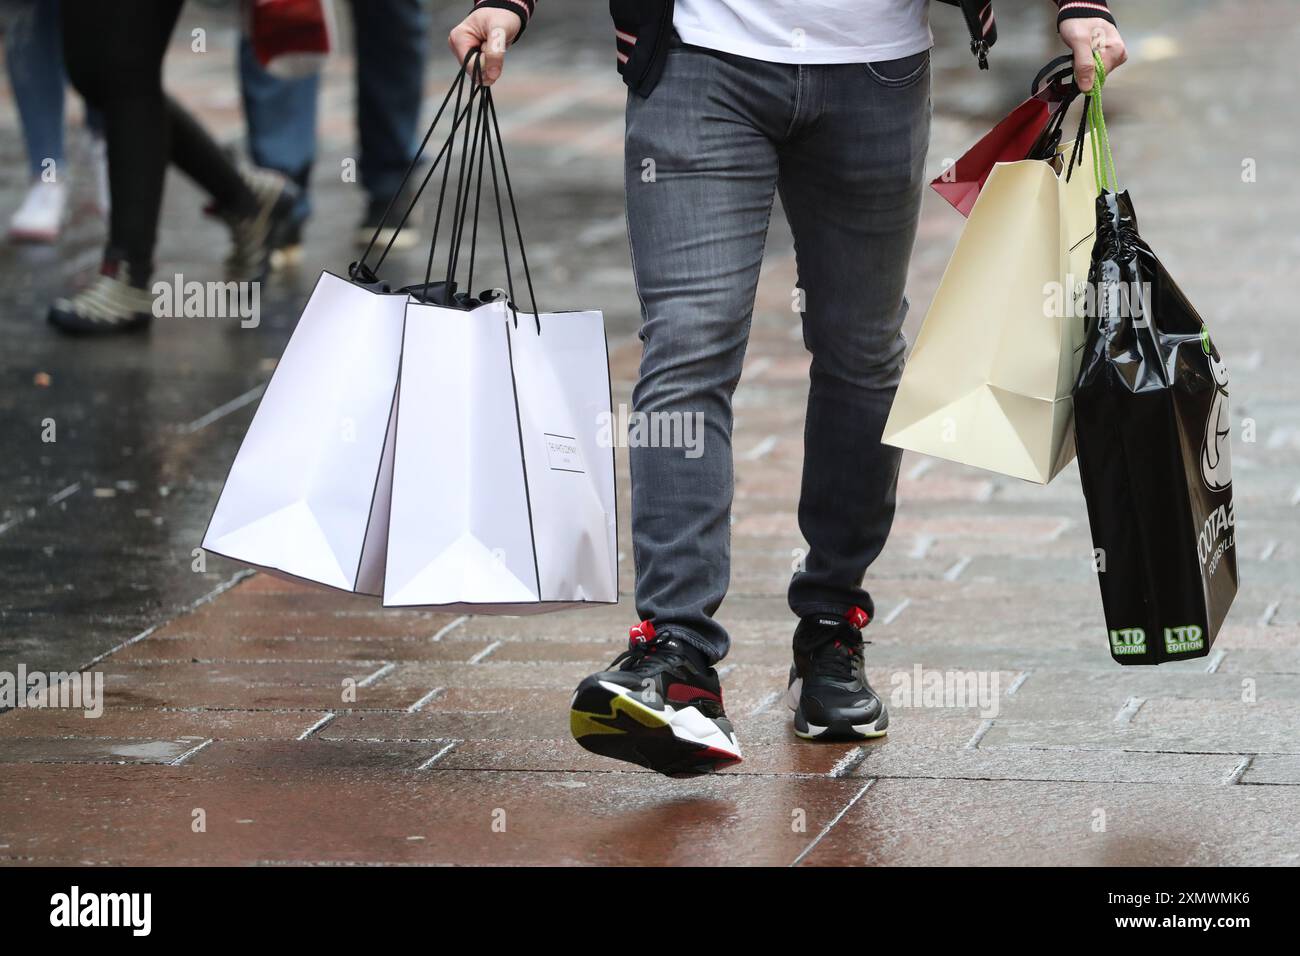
[[1060, 17, 1126, 92]]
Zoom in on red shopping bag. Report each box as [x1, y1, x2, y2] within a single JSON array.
[[932, 54, 1079, 216], [247, 0, 334, 77]]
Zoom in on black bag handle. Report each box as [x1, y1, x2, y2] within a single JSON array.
[[409, 58, 541, 332], [351, 56, 475, 280], [1032, 53, 1076, 98], [483, 86, 541, 330], [1022, 54, 1086, 163], [447, 71, 492, 303], [405, 53, 494, 305], [1064, 92, 1091, 183], [413, 51, 487, 305]]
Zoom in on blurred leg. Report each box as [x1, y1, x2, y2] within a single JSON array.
[[3, 0, 66, 178], [62, 0, 255, 271], [350, 0, 428, 203], [62, 0, 179, 270], [238, 35, 318, 223], [166, 95, 255, 213]]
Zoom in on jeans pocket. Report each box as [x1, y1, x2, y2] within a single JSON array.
[[864, 49, 930, 89]]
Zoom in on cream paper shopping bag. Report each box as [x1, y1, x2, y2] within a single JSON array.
[[883, 138, 1099, 483]]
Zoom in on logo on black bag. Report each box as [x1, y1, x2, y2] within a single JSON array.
[[1164, 625, 1205, 655], [1199, 334, 1232, 493], [1109, 628, 1146, 655], [1197, 500, 1235, 574]]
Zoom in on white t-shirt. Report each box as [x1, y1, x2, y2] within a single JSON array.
[[673, 0, 933, 65]]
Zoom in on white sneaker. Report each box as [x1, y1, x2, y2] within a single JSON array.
[[8, 180, 69, 243]]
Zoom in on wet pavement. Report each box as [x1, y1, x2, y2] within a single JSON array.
[[2, 0, 1299, 865]]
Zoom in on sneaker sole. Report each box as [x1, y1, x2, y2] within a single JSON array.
[[570, 678, 742, 778], [785, 678, 889, 741], [9, 227, 60, 244], [269, 243, 303, 271]]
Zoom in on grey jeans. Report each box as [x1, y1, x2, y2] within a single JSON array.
[[624, 37, 931, 662]]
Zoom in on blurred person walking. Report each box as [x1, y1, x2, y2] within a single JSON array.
[[449, 0, 1127, 775], [48, 0, 297, 334], [237, 0, 430, 266], [2, 0, 106, 242]]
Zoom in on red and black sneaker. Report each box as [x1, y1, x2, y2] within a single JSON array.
[[570, 620, 742, 778], [785, 606, 889, 741]]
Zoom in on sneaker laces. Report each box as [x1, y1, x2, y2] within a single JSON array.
[[808, 634, 863, 682], [799, 607, 870, 682], [613, 643, 685, 679], [612, 620, 691, 678]]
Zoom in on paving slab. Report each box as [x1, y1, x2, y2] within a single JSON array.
[[0, 707, 327, 741], [1240, 755, 1300, 787], [0, 764, 868, 866], [980, 699, 1300, 755], [801, 779, 1300, 866], [849, 745, 1242, 786], [112, 631, 494, 664], [0, 736, 210, 765]]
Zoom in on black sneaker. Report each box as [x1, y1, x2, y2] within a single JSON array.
[[786, 606, 889, 741], [570, 620, 742, 778], [222, 167, 300, 282], [355, 177, 423, 253], [268, 217, 304, 272]]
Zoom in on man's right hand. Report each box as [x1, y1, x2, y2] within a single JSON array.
[[448, 8, 522, 86]]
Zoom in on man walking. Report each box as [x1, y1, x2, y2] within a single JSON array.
[[450, 0, 1126, 776]]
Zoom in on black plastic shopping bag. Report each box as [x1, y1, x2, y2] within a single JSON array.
[[1071, 56, 1238, 665]]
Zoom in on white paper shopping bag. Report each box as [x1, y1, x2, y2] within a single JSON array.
[[508, 308, 619, 605], [202, 271, 408, 593], [382, 299, 618, 613]]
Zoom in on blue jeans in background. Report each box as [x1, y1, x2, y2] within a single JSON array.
[[238, 37, 319, 223], [3, 0, 101, 178], [238, 0, 429, 224]]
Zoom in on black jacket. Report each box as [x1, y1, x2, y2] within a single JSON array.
[[475, 0, 1116, 97]]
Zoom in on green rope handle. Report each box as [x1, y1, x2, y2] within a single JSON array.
[[1087, 49, 1120, 193]]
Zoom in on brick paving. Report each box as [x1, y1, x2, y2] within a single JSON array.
[[2, 0, 1299, 865]]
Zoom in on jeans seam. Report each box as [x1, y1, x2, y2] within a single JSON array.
[[784, 64, 803, 141], [623, 97, 652, 591], [863, 51, 931, 90]]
